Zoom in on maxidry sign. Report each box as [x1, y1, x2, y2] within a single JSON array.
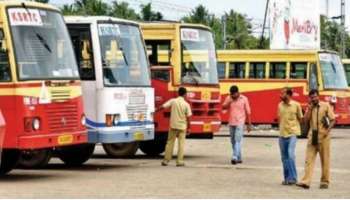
[[269, 0, 320, 50]]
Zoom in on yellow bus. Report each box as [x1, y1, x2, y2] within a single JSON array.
[[217, 50, 350, 130], [140, 22, 221, 155], [342, 59, 350, 87]]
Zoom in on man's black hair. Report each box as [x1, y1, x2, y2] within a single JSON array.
[[230, 85, 239, 94], [285, 87, 293, 96], [178, 87, 187, 96], [309, 89, 319, 96]]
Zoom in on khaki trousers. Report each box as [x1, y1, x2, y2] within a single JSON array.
[[300, 135, 331, 186], [163, 128, 186, 164]]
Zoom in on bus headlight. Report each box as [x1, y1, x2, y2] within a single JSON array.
[[32, 118, 40, 130], [81, 114, 86, 126], [113, 114, 121, 125]]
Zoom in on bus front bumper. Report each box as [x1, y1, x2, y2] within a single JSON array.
[[88, 125, 155, 143], [18, 130, 88, 150]]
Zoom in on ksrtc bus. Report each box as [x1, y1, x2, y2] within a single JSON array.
[[140, 22, 221, 155], [217, 50, 350, 131], [0, 1, 89, 173], [65, 16, 154, 157]]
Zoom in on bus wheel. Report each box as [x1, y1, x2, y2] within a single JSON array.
[[139, 134, 167, 156], [57, 144, 95, 166], [102, 142, 139, 158], [17, 149, 51, 169], [0, 149, 21, 175]]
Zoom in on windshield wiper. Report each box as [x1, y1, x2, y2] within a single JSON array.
[[36, 33, 52, 53], [119, 47, 129, 66]]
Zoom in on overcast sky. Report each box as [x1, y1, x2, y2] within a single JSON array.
[[50, 0, 350, 30]]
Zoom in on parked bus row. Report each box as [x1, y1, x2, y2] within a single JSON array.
[[0, 0, 349, 176], [0, 1, 220, 175]]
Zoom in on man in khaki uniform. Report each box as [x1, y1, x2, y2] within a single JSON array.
[[157, 87, 192, 167], [297, 89, 335, 189]]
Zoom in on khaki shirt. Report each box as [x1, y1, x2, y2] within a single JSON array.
[[309, 101, 335, 141], [163, 96, 192, 131], [278, 100, 303, 137]]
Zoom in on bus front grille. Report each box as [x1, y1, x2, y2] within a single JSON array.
[[46, 103, 79, 133]]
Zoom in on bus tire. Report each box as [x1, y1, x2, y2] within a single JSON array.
[[102, 142, 139, 158], [17, 149, 51, 169], [139, 134, 167, 156], [57, 144, 95, 166], [0, 149, 21, 175]]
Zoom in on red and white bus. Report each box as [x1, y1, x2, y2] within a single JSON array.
[[0, 1, 90, 173], [217, 50, 350, 133], [140, 22, 221, 155]]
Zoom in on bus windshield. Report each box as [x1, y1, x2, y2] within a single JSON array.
[[181, 28, 218, 85], [9, 8, 79, 80], [98, 23, 150, 87], [319, 53, 348, 89]]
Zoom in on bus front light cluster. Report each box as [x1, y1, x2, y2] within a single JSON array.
[[81, 114, 86, 126], [106, 114, 121, 127], [24, 117, 41, 132]]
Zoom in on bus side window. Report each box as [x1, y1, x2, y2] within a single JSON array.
[[229, 62, 245, 79], [217, 62, 226, 79], [290, 62, 307, 79], [249, 62, 265, 79], [309, 63, 318, 90], [270, 62, 286, 79], [145, 40, 171, 66], [0, 28, 10, 82], [151, 70, 169, 82], [68, 25, 95, 81]]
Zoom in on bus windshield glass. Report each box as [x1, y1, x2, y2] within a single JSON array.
[[319, 53, 348, 89], [9, 8, 79, 80], [98, 23, 150, 86], [181, 28, 218, 84]]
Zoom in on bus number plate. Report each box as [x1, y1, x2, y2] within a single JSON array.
[[134, 132, 145, 141], [203, 123, 212, 132], [58, 135, 73, 145]]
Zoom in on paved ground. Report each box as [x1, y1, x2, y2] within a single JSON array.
[[0, 127, 349, 198]]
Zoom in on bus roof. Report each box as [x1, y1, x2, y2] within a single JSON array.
[[64, 16, 139, 26], [217, 49, 339, 55], [0, 1, 59, 11], [140, 21, 211, 32]]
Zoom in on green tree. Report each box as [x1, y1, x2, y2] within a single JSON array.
[[320, 15, 350, 58], [182, 5, 223, 48], [61, 0, 110, 16], [61, 4, 78, 15], [224, 10, 260, 49], [109, 1, 140, 20], [140, 3, 163, 21], [182, 5, 211, 25]]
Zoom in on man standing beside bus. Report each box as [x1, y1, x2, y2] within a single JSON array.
[[278, 88, 303, 185], [297, 89, 335, 189], [223, 85, 252, 165], [157, 87, 192, 167]]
